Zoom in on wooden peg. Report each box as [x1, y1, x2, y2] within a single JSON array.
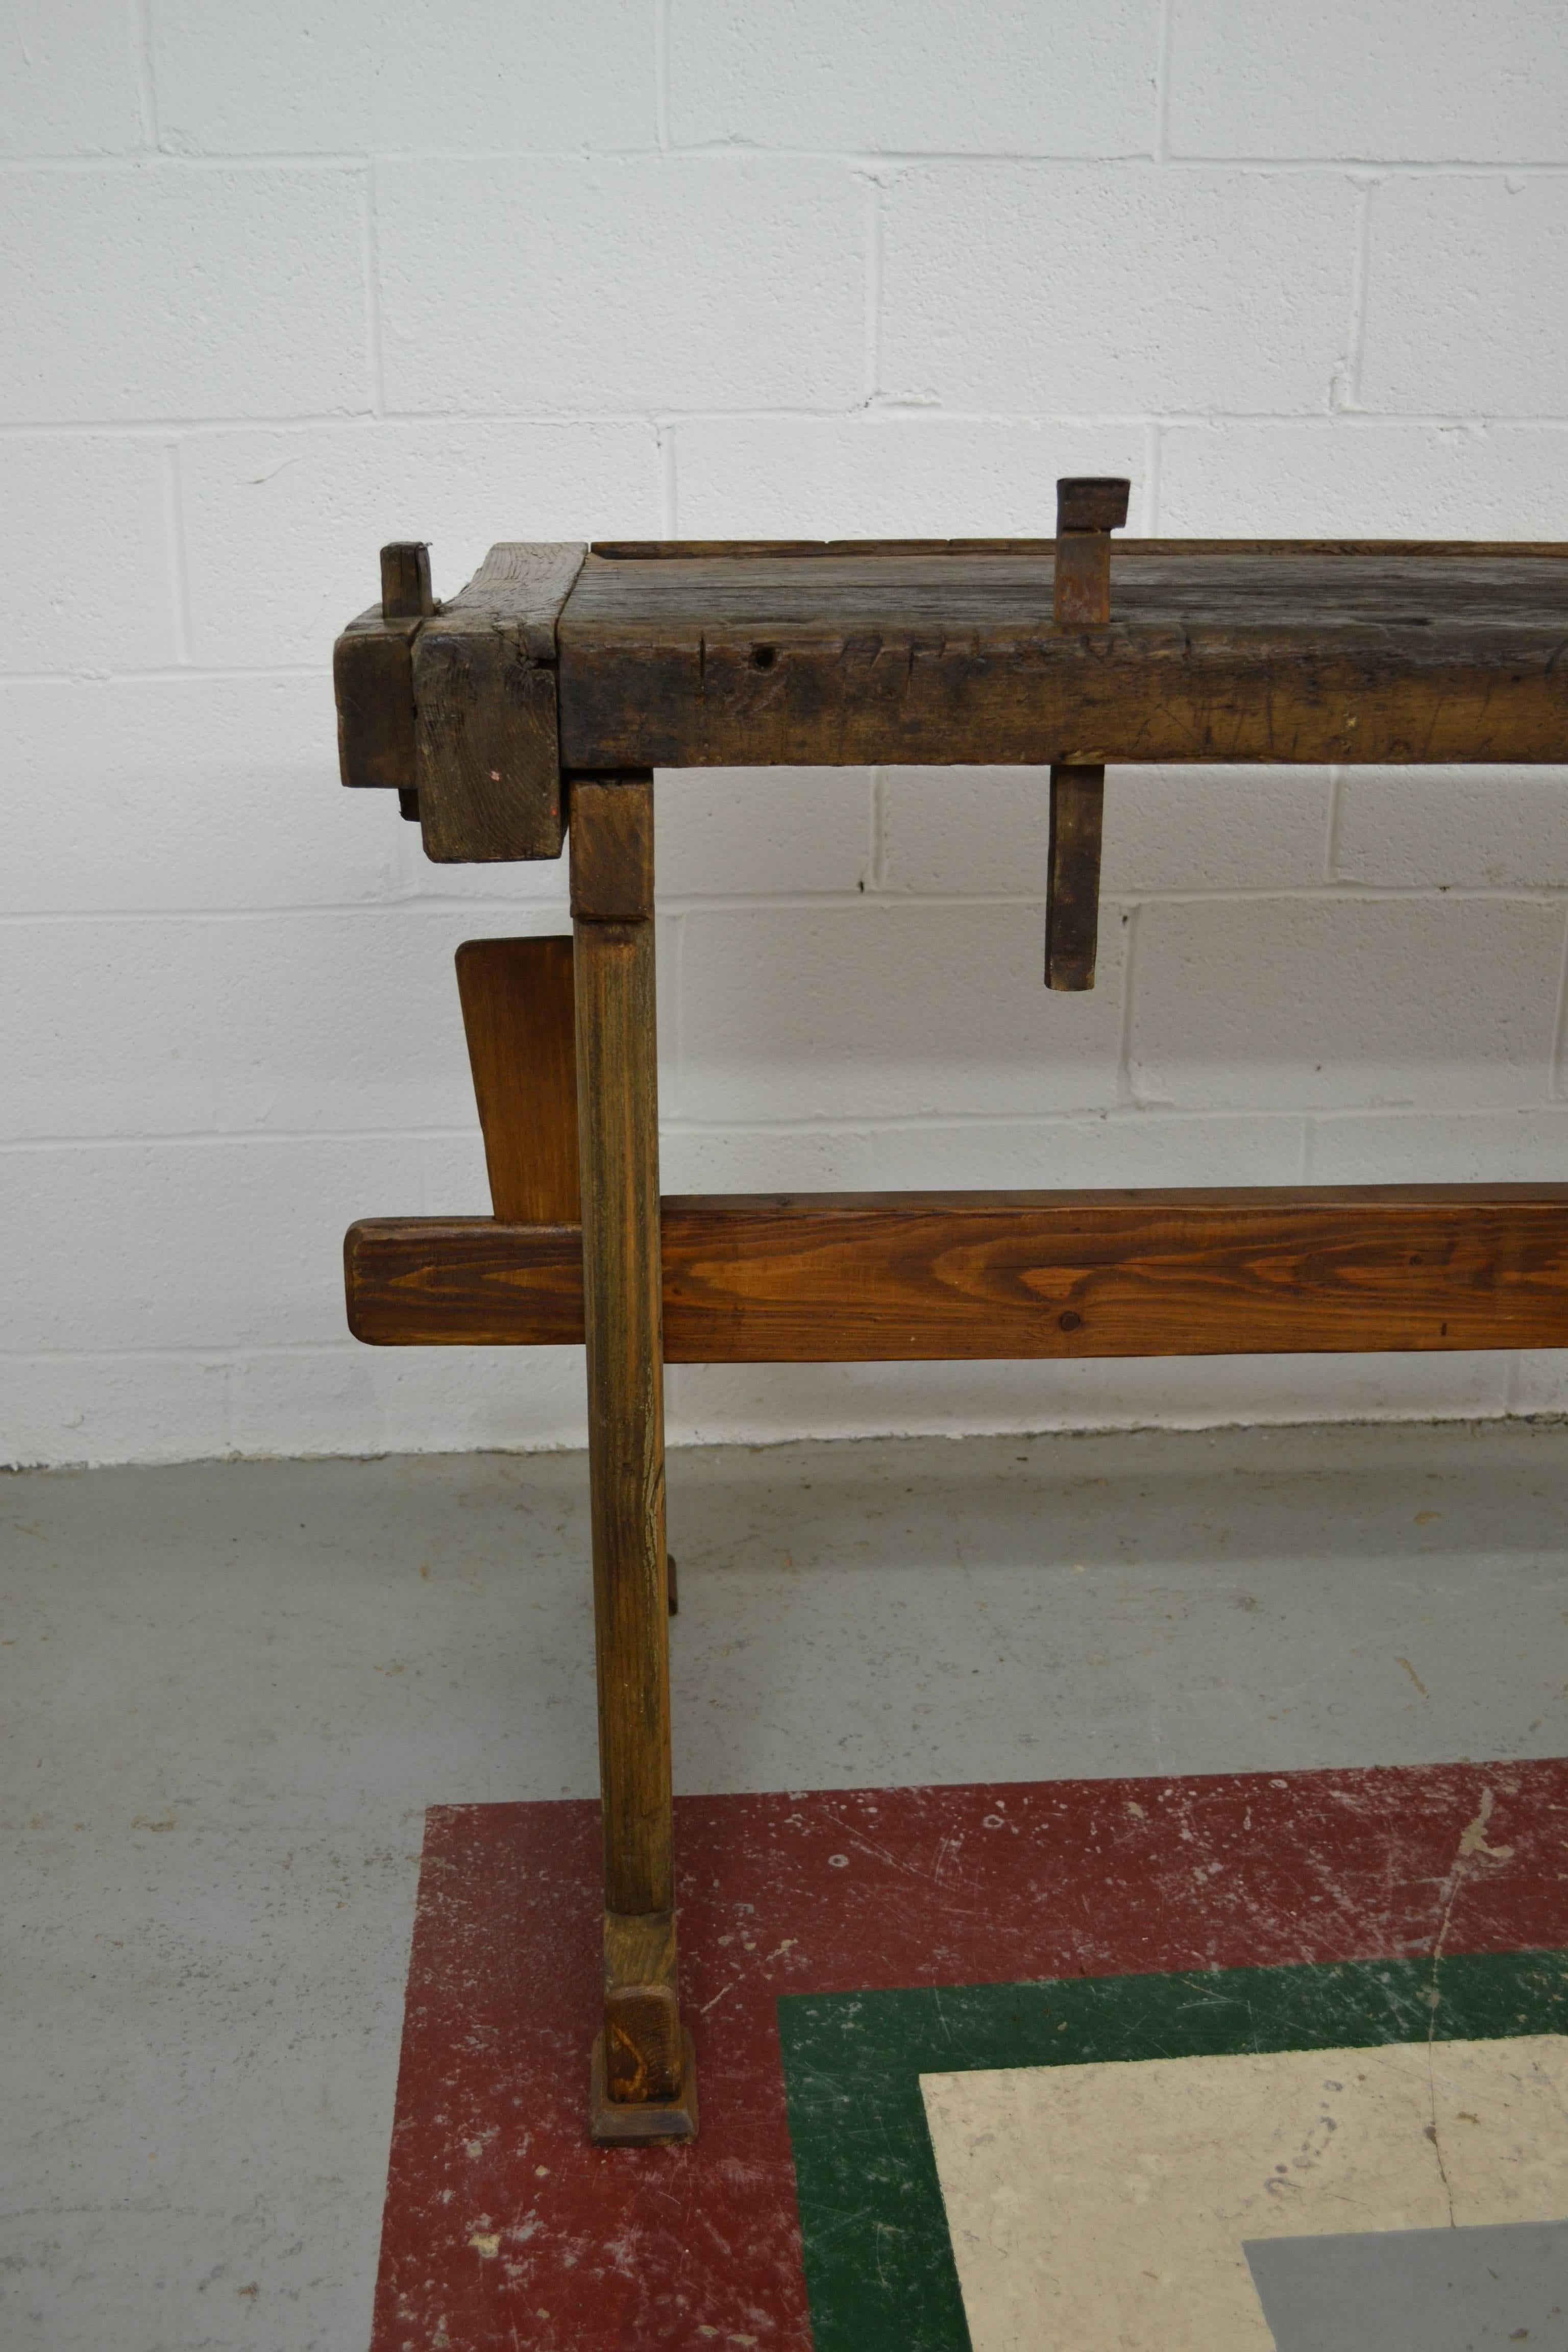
[[1052, 478, 1129, 628], [1047, 479, 1129, 991], [380, 541, 434, 623]]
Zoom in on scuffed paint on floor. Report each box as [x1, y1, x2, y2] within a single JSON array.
[[369, 1760, 1568, 2350]]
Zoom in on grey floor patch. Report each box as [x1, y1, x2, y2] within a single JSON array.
[[1246, 2219, 1568, 2350]]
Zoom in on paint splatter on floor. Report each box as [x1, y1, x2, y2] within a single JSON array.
[[369, 1762, 1568, 2350]]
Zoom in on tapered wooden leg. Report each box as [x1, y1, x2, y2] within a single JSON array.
[[571, 773, 696, 2143]]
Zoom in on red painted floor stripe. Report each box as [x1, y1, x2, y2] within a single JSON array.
[[370, 1761, 1568, 2351]]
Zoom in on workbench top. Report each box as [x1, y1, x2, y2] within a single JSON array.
[[555, 538, 1568, 772]]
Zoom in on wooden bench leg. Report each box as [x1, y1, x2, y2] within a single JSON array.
[[571, 773, 697, 2143]]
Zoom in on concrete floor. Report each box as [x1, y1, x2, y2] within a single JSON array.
[[3, 1417, 1567, 2351]]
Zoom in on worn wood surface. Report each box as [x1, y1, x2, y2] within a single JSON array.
[[410, 541, 585, 863], [557, 547, 1568, 769], [571, 779, 674, 1931], [1054, 476, 1129, 629], [591, 538, 1568, 561], [589, 2026, 698, 2143], [379, 540, 434, 622], [333, 606, 421, 793], [1046, 766, 1106, 991], [1044, 482, 1123, 988], [455, 937, 579, 1224], [601, 1911, 684, 2106], [344, 1185, 1568, 1360], [569, 774, 655, 922]]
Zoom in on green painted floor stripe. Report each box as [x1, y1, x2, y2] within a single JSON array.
[[777, 1948, 1568, 2352]]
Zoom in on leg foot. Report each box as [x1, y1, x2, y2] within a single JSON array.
[[589, 2029, 699, 2144]]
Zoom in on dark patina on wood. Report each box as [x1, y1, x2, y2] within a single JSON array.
[[414, 542, 586, 861], [332, 540, 585, 859], [555, 544, 1568, 772], [1045, 477, 1129, 990]]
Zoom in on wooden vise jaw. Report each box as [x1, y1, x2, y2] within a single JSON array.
[[333, 539, 585, 862]]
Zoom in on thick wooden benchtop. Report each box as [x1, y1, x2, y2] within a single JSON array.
[[557, 539, 1568, 770], [335, 533, 1568, 863]]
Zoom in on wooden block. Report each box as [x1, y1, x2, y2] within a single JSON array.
[[1054, 474, 1129, 630], [1045, 764, 1105, 992], [569, 774, 656, 923], [379, 540, 433, 622], [455, 937, 580, 1224], [601, 1911, 684, 2104], [412, 541, 586, 863], [343, 1185, 1568, 1361], [1056, 480, 1133, 535], [332, 544, 436, 794], [346, 1217, 586, 1346], [590, 2030, 698, 2143], [333, 606, 420, 793]]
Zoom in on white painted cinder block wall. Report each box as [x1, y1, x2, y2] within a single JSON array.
[[6, 2, 1568, 1467]]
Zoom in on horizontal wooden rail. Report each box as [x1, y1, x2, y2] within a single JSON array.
[[345, 1185, 1568, 1362]]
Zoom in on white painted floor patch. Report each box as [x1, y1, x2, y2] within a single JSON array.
[[920, 2034, 1568, 2351]]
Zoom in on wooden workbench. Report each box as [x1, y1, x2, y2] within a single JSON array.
[[333, 487, 1568, 2140]]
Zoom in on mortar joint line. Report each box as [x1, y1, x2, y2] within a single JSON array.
[[1142, 420, 1164, 532], [1546, 897, 1568, 1102], [1324, 761, 1344, 884], [1117, 900, 1140, 1106], [658, 421, 677, 534], [10, 148, 1568, 175], [10, 407, 1568, 440], [130, 0, 160, 152], [863, 172, 885, 405], [363, 158, 386, 416], [1154, 0, 1175, 164], [654, 0, 671, 151], [160, 444, 193, 666], [1338, 175, 1380, 414]]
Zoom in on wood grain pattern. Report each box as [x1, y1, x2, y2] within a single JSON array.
[[344, 1186, 1568, 1361], [1046, 765, 1105, 991], [571, 779, 674, 1925], [1056, 481, 1134, 534], [569, 774, 655, 922], [1053, 476, 1129, 629], [411, 541, 586, 863], [455, 937, 579, 1223], [601, 1911, 683, 2105], [1044, 482, 1123, 989], [333, 606, 421, 793], [557, 548, 1568, 770], [379, 541, 434, 622]]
